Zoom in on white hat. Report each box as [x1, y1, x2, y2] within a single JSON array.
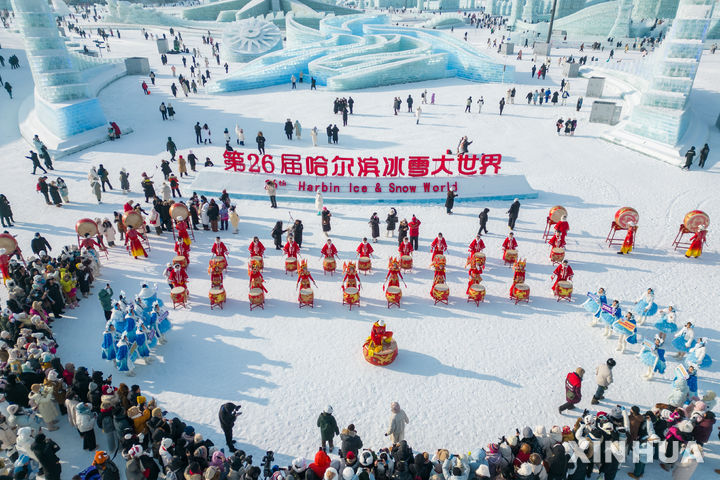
[[324, 405, 333, 414], [342, 467, 354, 480], [358, 451, 374, 467], [128, 445, 143, 458], [475, 465, 489, 477], [161, 438, 173, 448], [324, 467, 338, 480]]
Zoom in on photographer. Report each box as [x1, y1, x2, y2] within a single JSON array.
[[219, 402, 241, 452]]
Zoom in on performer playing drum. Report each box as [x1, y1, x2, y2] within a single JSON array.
[[343, 262, 361, 290], [124, 228, 148, 259], [296, 260, 317, 290], [249, 236, 266, 263], [466, 234, 485, 266], [551, 260, 574, 295], [430, 233, 447, 261], [211, 237, 228, 269], [502, 232, 518, 264], [320, 239, 339, 274]]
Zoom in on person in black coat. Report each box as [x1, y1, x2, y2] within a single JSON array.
[[45, 277, 65, 317], [271, 221, 286, 249], [219, 402, 241, 452], [207, 200, 220, 231], [73, 366, 91, 400], [445, 188, 458, 214], [507, 199, 520, 231], [0, 194, 14, 227], [681, 146, 696, 170], [385, 208, 397, 237], [397, 219, 408, 246], [256, 132, 266, 155], [321, 208, 332, 236], [32, 434, 62, 480], [284, 119, 294, 140], [291, 220, 304, 247], [369, 213, 380, 242], [478, 208, 489, 234], [27, 150, 47, 175], [31, 233, 52, 255], [4, 375, 30, 407], [698, 143, 709, 168]]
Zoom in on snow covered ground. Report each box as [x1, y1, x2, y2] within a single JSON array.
[[1, 16, 719, 478]]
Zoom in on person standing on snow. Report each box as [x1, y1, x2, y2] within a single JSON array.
[[219, 403, 241, 452], [311, 126, 318, 147], [384, 402, 409, 445], [507, 198, 520, 230], [558, 367, 584, 413], [698, 143, 709, 168], [478, 208, 489, 234], [317, 406, 339, 452], [445, 187, 458, 214], [408, 215, 421, 250], [591, 358, 615, 405]]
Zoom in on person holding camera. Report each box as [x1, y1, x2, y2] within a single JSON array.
[[219, 402, 241, 452]]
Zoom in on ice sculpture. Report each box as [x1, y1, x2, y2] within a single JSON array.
[[208, 13, 512, 93], [624, 0, 715, 145], [106, 0, 195, 27], [182, 0, 357, 21], [11, 0, 107, 139], [222, 18, 283, 62], [608, 0, 633, 38]]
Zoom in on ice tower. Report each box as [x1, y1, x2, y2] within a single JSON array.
[[623, 0, 715, 145], [11, 0, 107, 140]]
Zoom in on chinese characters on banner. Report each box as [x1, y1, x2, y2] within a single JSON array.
[[222, 150, 502, 177]]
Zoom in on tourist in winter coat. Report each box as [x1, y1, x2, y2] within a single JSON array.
[[0, 194, 14, 227], [546, 444, 568, 479], [75, 402, 97, 450], [691, 410, 715, 445], [56, 178, 69, 203], [48, 181, 62, 206], [397, 219, 409, 245], [478, 208, 489, 234], [507, 198, 520, 230], [369, 213, 380, 241], [385, 402, 409, 444], [219, 402, 241, 452], [31, 433, 61, 480], [445, 188, 458, 214], [92, 179, 102, 203], [317, 406, 339, 452], [321, 207, 332, 236], [340, 424, 363, 458], [291, 219, 304, 247], [386, 208, 398, 237], [591, 358, 615, 405], [558, 367, 584, 413]]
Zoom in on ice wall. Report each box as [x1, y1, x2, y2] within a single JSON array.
[[221, 18, 283, 62], [11, 0, 106, 138]]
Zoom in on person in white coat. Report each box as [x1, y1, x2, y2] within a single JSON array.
[[294, 120, 302, 140], [315, 191, 323, 216], [88, 167, 100, 184], [415, 106, 422, 125], [100, 218, 117, 247], [311, 127, 318, 147], [235, 125, 245, 145], [385, 401, 409, 445], [161, 182, 171, 201]]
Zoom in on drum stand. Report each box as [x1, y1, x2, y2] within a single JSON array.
[[172, 297, 188, 309], [433, 296, 449, 306], [605, 222, 626, 247], [299, 298, 313, 309], [672, 225, 693, 251], [542, 217, 555, 241], [249, 299, 264, 311], [387, 298, 400, 309], [343, 297, 358, 310]]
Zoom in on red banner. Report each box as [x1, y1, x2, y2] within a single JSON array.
[[222, 150, 502, 177]]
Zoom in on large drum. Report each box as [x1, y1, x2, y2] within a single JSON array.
[[173, 255, 187, 269], [614, 207, 639, 229], [400, 255, 413, 270], [556, 280, 573, 300], [209, 255, 227, 271], [510, 283, 530, 303], [299, 288, 314, 308], [386, 286, 402, 307], [323, 256, 336, 273], [362, 338, 398, 366], [248, 288, 264, 310], [433, 254, 446, 267], [503, 249, 518, 264], [0, 234, 18, 256], [285, 257, 297, 273], [169, 203, 189, 221], [548, 206, 567, 224], [550, 247, 565, 264], [75, 218, 99, 237], [170, 286, 188, 308], [358, 256, 371, 272], [431, 283, 450, 304], [343, 287, 359, 306], [683, 210, 710, 232], [472, 252, 486, 268], [468, 284, 486, 304], [250, 256, 264, 271], [209, 287, 226, 309], [122, 211, 144, 229]]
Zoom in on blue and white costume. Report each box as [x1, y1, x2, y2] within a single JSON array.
[[654, 306, 678, 334], [583, 290, 607, 325], [101, 324, 117, 360], [639, 336, 666, 378], [672, 324, 696, 354], [124, 312, 137, 344], [685, 338, 712, 369], [600, 301, 621, 337], [612, 313, 638, 352], [135, 324, 151, 360], [154, 302, 172, 335], [116, 335, 135, 375], [111, 306, 127, 334], [634, 289, 658, 325]]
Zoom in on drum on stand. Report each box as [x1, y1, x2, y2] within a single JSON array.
[[323, 256, 336, 274], [400, 255, 413, 270], [250, 256, 264, 271], [468, 284, 485, 305], [683, 210, 710, 232], [503, 249, 518, 265], [343, 287, 359, 309], [170, 286, 188, 309], [548, 206, 568, 224], [433, 254, 446, 267], [386, 286, 402, 308], [75, 218, 99, 237], [209, 255, 227, 271], [209, 288, 226, 309], [122, 211, 144, 229], [173, 255, 187, 269], [510, 283, 530, 304], [472, 252, 486, 268], [550, 247, 565, 264], [285, 257, 297, 274], [169, 203, 189, 221], [358, 256, 371, 273], [556, 280, 573, 301], [299, 288, 314, 308], [362, 338, 398, 366], [431, 283, 449, 305], [248, 288, 265, 310], [614, 207, 639, 230]]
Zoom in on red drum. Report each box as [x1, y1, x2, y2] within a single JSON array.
[[170, 286, 188, 309], [122, 211, 144, 229], [209, 288, 226, 309], [173, 255, 187, 269], [169, 203, 189, 221], [343, 287, 359, 309], [510, 283, 530, 304], [683, 210, 710, 233], [550, 247, 565, 264], [0, 234, 19, 256], [431, 283, 449, 305], [556, 280, 573, 301], [468, 284, 485, 305], [400, 255, 413, 270], [503, 249, 518, 265], [323, 256, 336, 273], [299, 288, 314, 308], [433, 254, 446, 267], [285, 257, 297, 273], [472, 252, 486, 268], [362, 339, 398, 366], [358, 256, 371, 272], [614, 207, 639, 230], [386, 286, 402, 308], [209, 255, 227, 271], [512, 270, 525, 284], [548, 206, 567, 224], [248, 288, 264, 310], [250, 256, 263, 271], [75, 218, 99, 237]]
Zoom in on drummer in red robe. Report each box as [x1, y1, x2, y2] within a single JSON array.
[[466, 269, 483, 294], [618, 222, 636, 255], [211, 237, 228, 260], [176, 217, 191, 246], [384, 258, 404, 288], [296, 260, 317, 290], [356, 238, 374, 258], [283, 235, 300, 259], [466, 234, 485, 265], [168, 264, 188, 289], [249, 263, 267, 292], [342, 262, 361, 290], [555, 215, 569, 242], [124, 228, 148, 259], [551, 260, 574, 293], [320, 239, 339, 261], [369, 320, 392, 348], [0, 249, 10, 285], [398, 237, 413, 256], [502, 232, 518, 253], [79, 233, 106, 257], [249, 236, 265, 258], [430, 233, 448, 260], [123, 200, 135, 212], [175, 240, 190, 263], [548, 231, 566, 249], [685, 225, 707, 258]]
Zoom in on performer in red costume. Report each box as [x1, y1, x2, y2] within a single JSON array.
[[296, 260, 317, 290], [175, 217, 191, 246], [502, 232, 518, 252], [168, 264, 188, 289], [618, 222, 636, 255], [555, 215, 569, 242], [320, 239, 339, 260], [551, 260, 574, 293], [356, 238, 374, 258], [175, 240, 190, 262], [398, 237, 413, 256], [430, 233, 447, 260], [124, 228, 148, 259], [342, 262, 361, 290], [249, 236, 265, 257], [685, 225, 707, 258], [466, 234, 485, 265], [548, 231, 566, 249], [384, 258, 405, 288], [211, 237, 228, 259], [369, 319, 392, 347], [0, 249, 9, 285], [209, 263, 223, 287], [79, 233, 106, 256], [467, 269, 483, 294], [249, 263, 267, 292], [283, 235, 301, 259]]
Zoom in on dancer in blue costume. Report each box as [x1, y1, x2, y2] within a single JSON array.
[[655, 305, 678, 334], [101, 322, 117, 361], [583, 288, 607, 326], [638, 334, 666, 380], [672, 322, 695, 359], [116, 333, 135, 376], [612, 312, 637, 353], [685, 337, 712, 369], [634, 288, 658, 325], [600, 299, 621, 337]]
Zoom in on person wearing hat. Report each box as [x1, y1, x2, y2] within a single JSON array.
[[559, 367, 584, 413], [340, 424, 363, 459], [385, 402, 409, 445], [93, 450, 120, 480], [219, 402, 241, 452], [591, 358, 616, 405], [30, 233, 52, 256], [317, 406, 339, 453], [506, 198, 520, 231]]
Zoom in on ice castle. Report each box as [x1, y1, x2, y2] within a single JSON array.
[[11, 0, 107, 140]]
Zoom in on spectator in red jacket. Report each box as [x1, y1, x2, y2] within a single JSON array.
[[408, 215, 421, 251], [559, 367, 584, 413]]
